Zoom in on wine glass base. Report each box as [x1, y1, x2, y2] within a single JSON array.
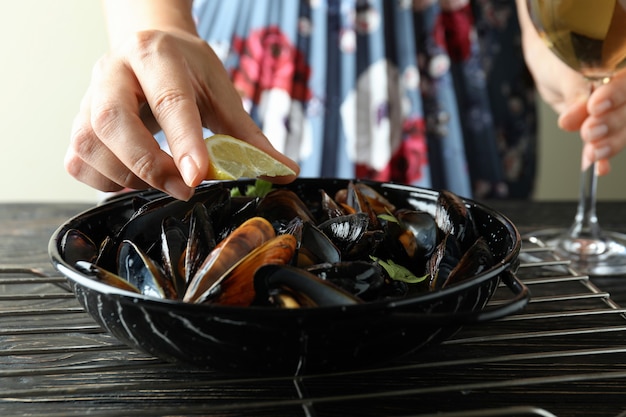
[[525, 229, 626, 276]]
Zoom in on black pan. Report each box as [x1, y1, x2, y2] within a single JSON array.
[[49, 178, 529, 375]]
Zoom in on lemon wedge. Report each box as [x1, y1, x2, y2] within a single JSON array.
[[204, 134, 296, 180]]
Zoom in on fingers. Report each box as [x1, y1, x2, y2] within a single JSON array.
[[557, 95, 588, 132], [581, 142, 611, 176], [66, 110, 148, 193], [126, 30, 209, 187], [577, 72, 626, 173], [68, 50, 195, 201], [68, 29, 300, 201]]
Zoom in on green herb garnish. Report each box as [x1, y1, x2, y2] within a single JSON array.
[[230, 179, 274, 198], [370, 256, 428, 284]]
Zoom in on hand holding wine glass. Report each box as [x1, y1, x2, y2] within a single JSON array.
[[526, 0, 626, 275]]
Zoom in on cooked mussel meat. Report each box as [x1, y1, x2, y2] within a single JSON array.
[[184, 216, 276, 302], [203, 233, 298, 306]]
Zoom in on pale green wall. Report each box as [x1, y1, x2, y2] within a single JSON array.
[[535, 99, 626, 201], [0, 1, 105, 202], [0, 1, 623, 202]]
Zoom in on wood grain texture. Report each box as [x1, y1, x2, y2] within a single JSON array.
[[1, 202, 626, 417]]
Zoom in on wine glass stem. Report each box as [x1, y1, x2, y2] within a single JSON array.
[[570, 161, 601, 239], [568, 78, 609, 241]]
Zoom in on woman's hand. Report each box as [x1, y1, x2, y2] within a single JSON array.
[[559, 69, 626, 176], [516, 0, 626, 176], [66, 4, 298, 200]]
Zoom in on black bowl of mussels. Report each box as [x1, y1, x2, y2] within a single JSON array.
[[49, 178, 529, 375]]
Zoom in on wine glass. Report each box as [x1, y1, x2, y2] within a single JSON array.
[[526, 0, 626, 276]]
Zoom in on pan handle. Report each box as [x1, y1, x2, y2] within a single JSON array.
[[467, 269, 530, 323], [388, 270, 530, 325]]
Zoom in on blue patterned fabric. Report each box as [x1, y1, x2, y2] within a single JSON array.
[[192, 0, 536, 199]]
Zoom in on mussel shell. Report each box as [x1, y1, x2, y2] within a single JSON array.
[[256, 189, 316, 225], [97, 185, 230, 273], [435, 190, 478, 252], [254, 264, 362, 307], [296, 220, 341, 267], [382, 209, 438, 272], [117, 240, 176, 299], [183, 216, 276, 303], [75, 261, 141, 294], [306, 261, 384, 301], [345, 181, 380, 229], [61, 229, 98, 266], [160, 216, 188, 297], [183, 203, 217, 285], [206, 234, 298, 306], [428, 234, 462, 291], [123, 186, 228, 244], [319, 190, 346, 222], [442, 237, 494, 288], [318, 213, 373, 259], [351, 182, 396, 215]]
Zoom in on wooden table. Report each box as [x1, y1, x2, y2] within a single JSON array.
[[2, 200, 626, 417]]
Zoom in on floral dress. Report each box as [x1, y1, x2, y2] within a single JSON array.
[[191, 0, 537, 199]]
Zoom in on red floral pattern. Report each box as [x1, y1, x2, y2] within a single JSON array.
[[232, 26, 312, 104], [438, 3, 474, 62], [357, 118, 428, 184]]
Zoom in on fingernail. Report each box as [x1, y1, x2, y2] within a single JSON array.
[[180, 155, 200, 186], [587, 124, 608, 140], [594, 99, 612, 114], [594, 145, 612, 161], [164, 178, 194, 201]]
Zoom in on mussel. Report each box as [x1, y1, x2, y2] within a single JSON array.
[[205, 234, 298, 306], [117, 239, 177, 299], [184, 216, 276, 302], [64, 180, 495, 309], [254, 264, 362, 308], [306, 261, 385, 301]]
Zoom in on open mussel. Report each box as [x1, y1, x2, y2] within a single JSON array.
[[381, 209, 438, 275], [75, 261, 142, 294], [117, 239, 177, 299], [319, 189, 346, 221], [285, 218, 341, 267], [204, 234, 298, 306], [184, 216, 276, 303]]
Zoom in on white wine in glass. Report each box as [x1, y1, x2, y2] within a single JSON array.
[[527, 0, 626, 275]]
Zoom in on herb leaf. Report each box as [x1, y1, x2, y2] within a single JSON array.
[[378, 213, 398, 223], [230, 179, 274, 198], [370, 256, 428, 284]]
